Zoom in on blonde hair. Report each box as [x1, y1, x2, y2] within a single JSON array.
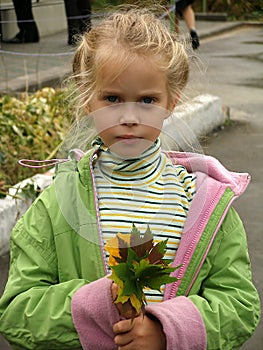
[[70, 7, 189, 120]]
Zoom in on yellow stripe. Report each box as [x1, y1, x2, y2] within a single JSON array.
[[101, 224, 184, 235], [99, 159, 167, 186], [100, 212, 185, 222]]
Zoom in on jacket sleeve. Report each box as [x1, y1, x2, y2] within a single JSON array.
[[0, 200, 85, 349], [71, 277, 119, 350], [188, 207, 261, 349], [146, 296, 207, 350]]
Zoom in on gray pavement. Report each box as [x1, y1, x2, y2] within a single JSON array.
[[1, 16, 263, 349], [189, 23, 263, 349]]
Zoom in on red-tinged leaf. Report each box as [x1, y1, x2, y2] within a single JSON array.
[[130, 226, 154, 259], [117, 235, 129, 262], [148, 239, 168, 264]]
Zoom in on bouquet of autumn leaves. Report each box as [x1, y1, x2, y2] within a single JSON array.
[[105, 224, 180, 319]]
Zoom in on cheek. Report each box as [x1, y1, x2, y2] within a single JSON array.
[[92, 108, 117, 134], [146, 126, 162, 141]]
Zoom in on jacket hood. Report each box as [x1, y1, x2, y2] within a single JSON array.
[[165, 151, 250, 197]]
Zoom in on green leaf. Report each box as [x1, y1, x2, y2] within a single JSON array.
[[111, 263, 135, 296], [143, 273, 178, 290], [134, 259, 178, 290], [126, 247, 140, 265]]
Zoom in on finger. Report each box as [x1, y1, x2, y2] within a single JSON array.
[[114, 332, 133, 347], [111, 282, 118, 300], [113, 318, 134, 334]]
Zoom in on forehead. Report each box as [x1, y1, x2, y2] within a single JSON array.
[[94, 46, 166, 91]]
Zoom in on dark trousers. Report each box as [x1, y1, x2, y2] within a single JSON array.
[[64, 0, 91, 43], [12, 0, 39, 41]]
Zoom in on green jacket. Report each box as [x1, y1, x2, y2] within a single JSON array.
[[0, 150, 260, 349]]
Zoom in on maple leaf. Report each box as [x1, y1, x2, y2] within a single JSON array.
[[107, 225, 180, 319], [105, 233, 130, 266], [148, 239, 168, 265], [130, 224, 154, 259]]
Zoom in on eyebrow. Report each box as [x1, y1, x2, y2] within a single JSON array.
[[99, 89, 164, 96]]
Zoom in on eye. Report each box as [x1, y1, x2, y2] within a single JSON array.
[[142, 97, 154, 104], [106, 96, 119, 103]]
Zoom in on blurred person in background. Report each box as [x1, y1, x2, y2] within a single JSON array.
[[3, 0, 39, 43], [172, 0, 200, 50], [64, 0, 92, 45]]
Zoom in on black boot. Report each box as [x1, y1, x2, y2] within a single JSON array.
[[190, 29, 200, 50], [3, 27, 39, 44]]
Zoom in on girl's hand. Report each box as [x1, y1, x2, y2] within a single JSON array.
[[113, 313, 166, 350]]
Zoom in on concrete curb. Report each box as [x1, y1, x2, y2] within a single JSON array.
[[0, 173, 54, 256], [198, 21, 243, 39], [199, 21, 263, 40], [163, 94, 225, 150], [0, 94, 225, 256]]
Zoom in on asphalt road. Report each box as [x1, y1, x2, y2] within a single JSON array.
[[0, 24, 262, 349], [190, 24, 263, 349]]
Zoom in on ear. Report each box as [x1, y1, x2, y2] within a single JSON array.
[[166, 94, 180, 117], [85, 104, 92, 114]]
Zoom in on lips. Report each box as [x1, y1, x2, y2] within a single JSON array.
[[116, 135, 141, 144], [118, 135, 139, 139]]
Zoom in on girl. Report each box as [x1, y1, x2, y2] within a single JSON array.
[[0, 7, 260, 350]]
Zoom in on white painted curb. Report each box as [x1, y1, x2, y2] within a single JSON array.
[[0, 173, 54, 256], [163, 94, 225, 150], [0, 94, 225, 256]]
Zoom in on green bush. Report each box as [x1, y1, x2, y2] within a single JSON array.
[[0, 88, 72, 197], [194, 0, 263, 20]]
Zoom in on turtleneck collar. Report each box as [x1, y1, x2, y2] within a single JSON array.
[[94, 138, 166, 185]]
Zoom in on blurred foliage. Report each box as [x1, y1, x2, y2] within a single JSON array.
[[0, 88, 72, 197], [92, 0, 263, 20], [92, 0, 122, 10], [193, 0, 263, 20]]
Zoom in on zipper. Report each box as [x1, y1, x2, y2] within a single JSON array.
[[168, 186, 234, 299], [185, 195, 236, 296], [89, 149, 109, 275]]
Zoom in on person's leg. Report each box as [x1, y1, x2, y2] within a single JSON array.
[[78, 0, 91, 34], [181, 5, 199, 50], [181, 4, 196, 31], [64, 0, 81, 45], [12, 0, 39, 42]]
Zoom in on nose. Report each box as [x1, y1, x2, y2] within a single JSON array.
[[119, 103, 139, 126]]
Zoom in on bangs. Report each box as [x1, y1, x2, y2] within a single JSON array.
[[94, 44, 137, 90]]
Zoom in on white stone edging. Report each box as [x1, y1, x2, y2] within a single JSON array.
[[0, 94, 225, 256]]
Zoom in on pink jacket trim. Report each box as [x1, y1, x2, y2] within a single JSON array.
[[146, 296, 207, 350], [71, 277, 119, 350], [163, 151, 250, 299]]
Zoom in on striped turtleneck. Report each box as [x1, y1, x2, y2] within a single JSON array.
[[93, 139, 196, 302]]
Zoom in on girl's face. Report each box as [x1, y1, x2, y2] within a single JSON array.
[[87, 55, 177, 158]]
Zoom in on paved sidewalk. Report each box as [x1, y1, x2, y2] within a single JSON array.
[[0, 17, 243, 93]]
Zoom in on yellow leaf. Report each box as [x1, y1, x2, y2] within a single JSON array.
[[129, 293, 144, 313], [105, 233, 131, 266]]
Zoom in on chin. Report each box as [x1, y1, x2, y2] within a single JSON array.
[[110, 139, 153, 159]]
